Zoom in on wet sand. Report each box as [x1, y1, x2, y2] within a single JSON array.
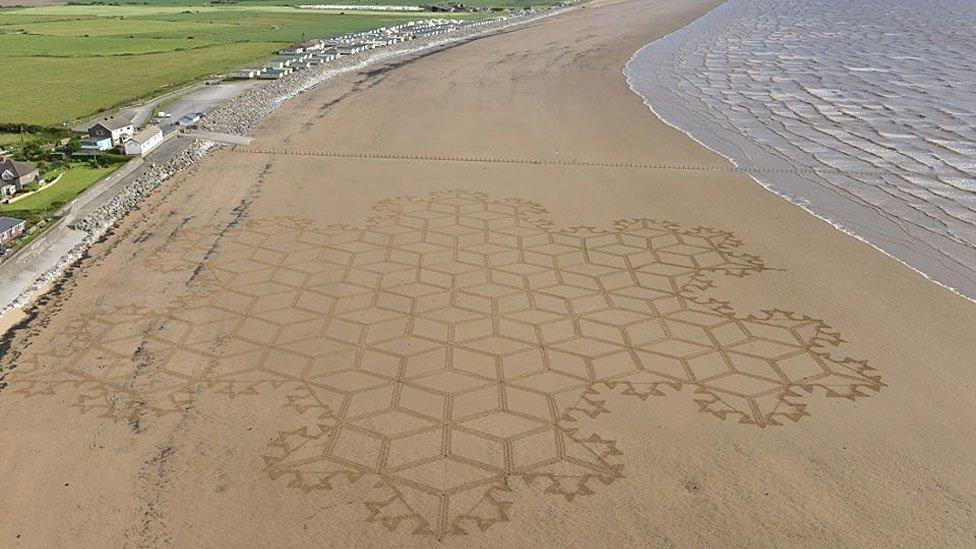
[[1, 0, 975, 546], [626, 0, 976, 301]]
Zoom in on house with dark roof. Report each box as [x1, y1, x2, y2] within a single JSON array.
[[0, 216, 26, 245], [0, 157, 39, 195], [88, 116, 134, 146]]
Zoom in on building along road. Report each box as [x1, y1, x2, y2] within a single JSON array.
[[0, 136, 191, 311]]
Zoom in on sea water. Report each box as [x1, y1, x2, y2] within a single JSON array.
[[625, 0, 976, 301]]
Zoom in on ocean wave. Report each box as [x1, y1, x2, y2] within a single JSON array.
[[624, 0, 976, 302]]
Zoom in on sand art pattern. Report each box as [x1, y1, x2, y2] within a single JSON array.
[[1, 191, 883, 536]]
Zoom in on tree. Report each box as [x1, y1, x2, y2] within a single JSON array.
[[23, 142, 45, 161], [64, 139, 82, 154]]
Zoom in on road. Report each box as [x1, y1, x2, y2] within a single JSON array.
[[152, 81, 261, 131], [75, 80, 262, 133]]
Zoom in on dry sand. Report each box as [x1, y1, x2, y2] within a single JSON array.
[[0, 309, 25, 339], [2, 0, 975, 546]]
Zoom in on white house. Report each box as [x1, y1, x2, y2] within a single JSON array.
[[313, 48, 338, 62], [279, 39, 327, 55], [123, 125, 163, 156], [233, 68, 262, 79], [80, 136, 114, 153], [259, 67, 293, 79], [336, 44, 365, 55], [88, 116, 134, 146], [0, 216, 26, 245], [178, 113, 204, 127]]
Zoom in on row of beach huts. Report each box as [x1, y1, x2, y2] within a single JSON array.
[[231, 17, 503, 80]]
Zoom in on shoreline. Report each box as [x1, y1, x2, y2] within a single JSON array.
[[622, 0, 976, 305], [624, 40, 976, 306]]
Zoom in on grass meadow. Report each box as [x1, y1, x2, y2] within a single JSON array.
[[0, 5, 491, 125], [63, 0, 549, 7]]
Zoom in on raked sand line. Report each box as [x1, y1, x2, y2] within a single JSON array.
[[231, 145, 892, 177]]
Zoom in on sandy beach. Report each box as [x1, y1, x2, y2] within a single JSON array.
[[1, 0, 975, 546]]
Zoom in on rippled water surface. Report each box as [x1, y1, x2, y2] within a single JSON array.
[[626, 0, 976, 300]]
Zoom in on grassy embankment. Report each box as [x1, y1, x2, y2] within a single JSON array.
[[0, 5, 491, 125]]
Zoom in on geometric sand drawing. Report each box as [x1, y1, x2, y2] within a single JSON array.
[[0, 190, 883, 537]]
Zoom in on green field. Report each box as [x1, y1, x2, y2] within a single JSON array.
[[1, 163, 120, 219], [0, 131, 49, 147], [62, 0, 550, 7], [0, 4, 498, 125]]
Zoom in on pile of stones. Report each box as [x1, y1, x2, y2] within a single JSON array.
[[73, 140, 217, 234]]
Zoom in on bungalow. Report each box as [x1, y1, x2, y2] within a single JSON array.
[[280, 52, 311, 62], [0, 216, 26, 245], [178, 113, 204, 127], [88, 116, 134, 146], [233, 68, 262, 79], [336, 43, 365, 55], [312, 48, 338, 62], [123, 125, 163, 156], [0, 157, 39, 191], [259, 67, 293, 79], [279, 39, 326, 55], [80, 136, 114, 153]]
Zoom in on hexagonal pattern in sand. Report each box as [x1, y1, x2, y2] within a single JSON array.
[[1, 190, 883, 537]]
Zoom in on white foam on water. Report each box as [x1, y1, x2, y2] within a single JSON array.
[[623, 0, 976, 303]]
